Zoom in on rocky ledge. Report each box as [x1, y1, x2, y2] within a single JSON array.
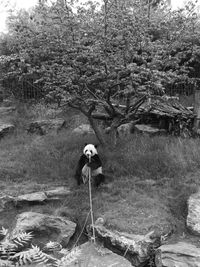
[[0, 187, 71, 212], [88, 220, 161, 266], [155, 242, 200, 267]]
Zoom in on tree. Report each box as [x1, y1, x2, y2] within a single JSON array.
[[0, 0, 199, 144]]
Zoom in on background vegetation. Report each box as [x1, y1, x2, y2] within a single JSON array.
[[0, 0, 200, 102]]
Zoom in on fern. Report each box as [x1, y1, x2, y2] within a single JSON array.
[[0, 239, 17, 260], [56, 247, 81, 267], [11, 232, 33, 250], [11, 245, 57, 267], [0, 228, 82, 267]]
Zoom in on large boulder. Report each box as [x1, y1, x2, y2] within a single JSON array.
[[187, 191, 200, 235], [27, 119, 66, 135], [155, 242, 200, 267], [117, 122, 134, 138], [11, 212, 76, 247], [134, 124, 165, 135], [88, 224, 161, 266], [72, 124, 94, 135], [0, 123, 15, 138], [65, 242, 132, 267]]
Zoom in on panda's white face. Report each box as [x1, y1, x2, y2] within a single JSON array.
[[83, 144, 97, 158]]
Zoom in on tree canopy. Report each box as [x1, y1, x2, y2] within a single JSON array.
[[0, 0, 200, 102]]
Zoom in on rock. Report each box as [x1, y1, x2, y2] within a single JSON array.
[[134, 124, 165, 135], [12, 212, 76, 247], [0, 187, 71, 211], [72, 124, 94, 135], [45, 187, 71, 200], [155, 242, 200, 267], [0, 106, 15, 113], [67, 242, 132, 267], [27, 119, 66, 135], [0, 195, 16, 212], [117, 122, 133, 137], [95, 217, 105, 226], [187, 191, 200, 235], [89, 224, 160, 266], [0, 123, 15, 137], [104, 126, 111, 134], [17, 192, 47, 203]]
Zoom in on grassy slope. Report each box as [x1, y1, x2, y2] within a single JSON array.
[[0, 102, 200, 239]]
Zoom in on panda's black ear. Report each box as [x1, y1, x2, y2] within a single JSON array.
[[84, 143, 88, 146], [94, 144, 98, 148]]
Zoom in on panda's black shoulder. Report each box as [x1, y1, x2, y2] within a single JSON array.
[[90, 154, 102, 168], [92, 154, 101, 163]]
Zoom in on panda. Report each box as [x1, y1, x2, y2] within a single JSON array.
[[74, 144, 105, 187]]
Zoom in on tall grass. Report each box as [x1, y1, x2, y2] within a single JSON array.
[[1, 119, 200, 187], [1, 103, 200, 233], [103, 134, 200, 180]]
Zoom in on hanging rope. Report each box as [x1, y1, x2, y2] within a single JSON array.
[[88, 155, 96, 243]]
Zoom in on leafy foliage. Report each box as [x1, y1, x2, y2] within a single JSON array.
[[0, 0, 199, 102], [11, 245, 55, 267], [0, 226, 81, 267], [11, 232, 33, 249], [55, 247, 81, 267]]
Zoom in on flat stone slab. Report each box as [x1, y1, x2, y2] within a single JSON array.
[[0, 187, 71, 212], [155, 242, 200, 267], [17, 192, 47, 202], [67, 242, 132, 267], [45, 187, 71, 199], [187, 191, 200, 235], [0, 106, 15, 113], [16, 187, 70, 204]]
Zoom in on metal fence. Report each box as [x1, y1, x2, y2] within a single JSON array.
[[1, 77, 198, 102], [2, 78, 43, 100]]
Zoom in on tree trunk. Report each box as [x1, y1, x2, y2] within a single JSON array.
[[109, 117, 122, 147], [88, 116, 106, 147]]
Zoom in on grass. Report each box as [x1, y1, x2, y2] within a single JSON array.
[[0, 103, 200, 238]]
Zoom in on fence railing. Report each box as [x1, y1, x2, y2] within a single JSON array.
[[1, 78, 198, 101]]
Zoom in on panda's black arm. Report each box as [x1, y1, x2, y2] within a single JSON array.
[[75, 154, 88, 177], [88, 154, 102, 169]]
